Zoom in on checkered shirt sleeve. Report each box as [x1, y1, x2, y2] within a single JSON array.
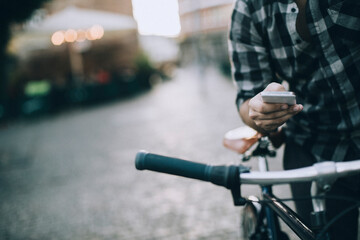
[[228, 0, 274, 109]]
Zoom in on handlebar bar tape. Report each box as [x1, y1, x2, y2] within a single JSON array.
[[135, 150, 249, 206]]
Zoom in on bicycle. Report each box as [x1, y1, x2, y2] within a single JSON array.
[[135, 126, 360, 240]]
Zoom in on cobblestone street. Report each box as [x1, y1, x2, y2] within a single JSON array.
[[0, 67, 296, 240]]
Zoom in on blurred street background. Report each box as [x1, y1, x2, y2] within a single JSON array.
[[0, 0, 296, 239]]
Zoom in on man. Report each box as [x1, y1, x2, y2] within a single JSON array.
[[228, 0, 360, 239]]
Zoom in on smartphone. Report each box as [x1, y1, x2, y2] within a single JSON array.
[[260, 91, 296, 105]]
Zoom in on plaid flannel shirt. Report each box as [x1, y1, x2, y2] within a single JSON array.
[[229, 0, 360, 161]]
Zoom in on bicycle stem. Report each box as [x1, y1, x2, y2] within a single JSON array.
[[309, 162, 338, 236]]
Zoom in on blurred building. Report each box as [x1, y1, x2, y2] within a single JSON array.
[[5, 0, 158, 117], [177, 0, 234, 74], [43, 0, 133, 16], [13, 0, 138, 85]]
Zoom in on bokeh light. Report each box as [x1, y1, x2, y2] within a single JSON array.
[[89, 24, 104, 40], [51, 31, 65, 45], [51, 25, 104, 45], [64, 29, 77, 42], [76, 30, 87, 42]]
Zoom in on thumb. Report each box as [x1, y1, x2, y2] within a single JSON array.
[[264, 82, 286, 92]]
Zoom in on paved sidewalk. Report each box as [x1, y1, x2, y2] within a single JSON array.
[[0, 67, 296, 240]]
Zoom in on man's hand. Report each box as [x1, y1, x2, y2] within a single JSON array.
[[243, 83, 303, 133]]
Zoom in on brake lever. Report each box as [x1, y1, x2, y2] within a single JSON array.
[[231, 165, 251, 206]]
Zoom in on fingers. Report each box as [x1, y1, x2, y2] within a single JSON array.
[[264, 82, 286, 92], [250, 106, 302, 132], [249, 92, 293, 115], [248, 91, 303, 131], [246, 82, 302, 132], [251, 101, 288, 115], [250, 104, 302, 120]]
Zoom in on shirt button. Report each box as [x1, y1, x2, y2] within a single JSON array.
[[291, 8, 297, 12]]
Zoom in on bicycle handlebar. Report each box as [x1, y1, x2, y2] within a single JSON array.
[[136, 150, 210, 181], [135, 150, 360, 205], [135, 150, 251, 205], [135, 150, 245, 190], [240, 160, 360, 185]]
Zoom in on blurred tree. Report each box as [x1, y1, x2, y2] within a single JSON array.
[[134, 52, 157, 89], [0, 0, 50, 102]]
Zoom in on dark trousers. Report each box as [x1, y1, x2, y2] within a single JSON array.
[[283, 140, 360, 240]]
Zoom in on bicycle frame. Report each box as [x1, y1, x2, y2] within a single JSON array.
[[253, 156, 317, 240], [245, 138, 327, 240], [262, 190, 315, 239]]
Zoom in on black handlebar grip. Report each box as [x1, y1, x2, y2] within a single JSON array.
[[135, 150, 248, 206], [135, 150, 211, 182], [135, 150, 241, 189]]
